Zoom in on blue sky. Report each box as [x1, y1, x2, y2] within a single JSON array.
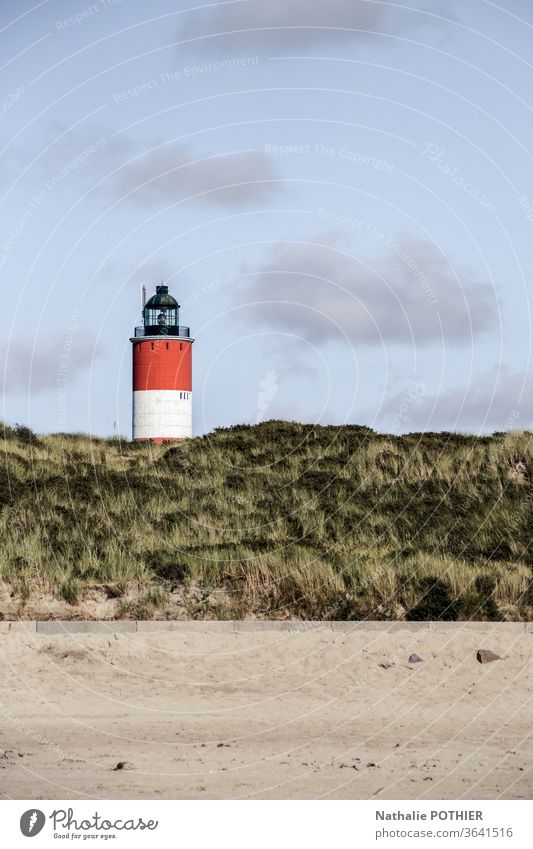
[[1, 0, 533, 436]]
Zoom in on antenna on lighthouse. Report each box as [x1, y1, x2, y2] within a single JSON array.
[[141, 284, 146, 311]]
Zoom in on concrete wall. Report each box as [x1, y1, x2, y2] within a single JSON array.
[[1, 620, 531, 634]]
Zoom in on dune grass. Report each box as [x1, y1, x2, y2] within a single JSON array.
[[1, 420, 532, 619]]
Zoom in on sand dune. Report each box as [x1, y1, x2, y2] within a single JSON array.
[[0, 623, 531, 799]]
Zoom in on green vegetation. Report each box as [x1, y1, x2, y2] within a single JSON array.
[[1, 420, 532, 620]]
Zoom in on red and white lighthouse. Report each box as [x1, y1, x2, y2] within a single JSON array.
[[130, 284, 194, 442]]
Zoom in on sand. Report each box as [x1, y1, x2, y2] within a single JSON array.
[[0, 623, 531, 800]]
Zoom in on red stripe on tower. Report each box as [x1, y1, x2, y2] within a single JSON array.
[[130, 284, 194, 443]]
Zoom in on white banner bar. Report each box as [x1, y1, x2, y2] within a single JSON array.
[[1, 800, 531, 848]]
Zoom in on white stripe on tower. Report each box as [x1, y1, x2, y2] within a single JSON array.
[[132, 390, 192, 441]]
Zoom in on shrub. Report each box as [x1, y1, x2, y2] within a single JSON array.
[[474, 575, 501, 620], [406, 577, 463, 621], [1, 420, 532, 621], [14, 423, 42, 447], [60, 578, 82, 605], [145, 551, 190, 584]]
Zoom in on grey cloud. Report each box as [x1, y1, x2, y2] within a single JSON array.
[[259, 337, 319, 379], [27, 123, 116, 194], [239, 233, 497, 347], [91, 259, 185, 293], [22, 123, 280, 210], [1, 332, 101, 396], [179, 0, 443, 51], [131, 260, 177, 284], [373, 366, 533, 433], [117, 146, 279, 208]]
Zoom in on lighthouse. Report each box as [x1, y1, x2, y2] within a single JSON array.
[[130, 284, 194, 442]]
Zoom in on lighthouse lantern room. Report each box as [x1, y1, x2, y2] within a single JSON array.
[[130, 284, 194, 443]]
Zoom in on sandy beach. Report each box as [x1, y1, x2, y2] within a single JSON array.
[[0, 623, 531, 800]]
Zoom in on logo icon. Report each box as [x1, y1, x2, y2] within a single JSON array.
[[20, 810, 46, 837]]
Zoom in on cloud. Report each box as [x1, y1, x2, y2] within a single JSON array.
[[238, 233, 497, 348], [22, 124, 279, 211], [90, 258, 188, 300], [258, 336, 320, 379], [1, 332, 101, 396], [15, 122, 280, 210], [116, 146, 280, 208], [373, 366, 533, 433], [22, 123, 116, 198], [179, 0, 443, 51]]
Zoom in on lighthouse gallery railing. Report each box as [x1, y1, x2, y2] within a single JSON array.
[[133, 325, 191, 338]]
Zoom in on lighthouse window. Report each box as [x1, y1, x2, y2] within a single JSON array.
[[151, 343, 155, 351], [166, 343, 169, 350], [144, 306, 178, 329]]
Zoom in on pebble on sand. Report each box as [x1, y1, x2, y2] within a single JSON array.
[[408, 653, 423, 663], [476, 649, 502, 664]]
